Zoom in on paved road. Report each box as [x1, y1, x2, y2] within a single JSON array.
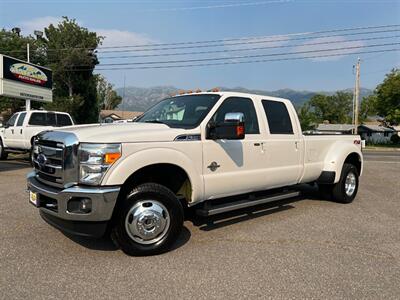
[[1, 152, 399, 299]]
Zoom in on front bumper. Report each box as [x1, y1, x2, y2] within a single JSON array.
[[27, 172, 120, 237]]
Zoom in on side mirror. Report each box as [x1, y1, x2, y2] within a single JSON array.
[[207, 112, 245, 140]]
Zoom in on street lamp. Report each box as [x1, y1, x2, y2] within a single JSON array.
[[34, 30, 43, 39], [11, 27, 21, 36]]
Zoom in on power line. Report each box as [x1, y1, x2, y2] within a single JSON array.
[[97, 28, 400, 53], [59, 48, 399, 71], [0, 24, 398, 53], [94, 42, 400, 66], [98, 34, 400, 59], [138, 0, 290, 12], [94, 48, 400, 71]]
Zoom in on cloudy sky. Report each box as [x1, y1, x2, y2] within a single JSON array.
[[0, 0, 399, 91]]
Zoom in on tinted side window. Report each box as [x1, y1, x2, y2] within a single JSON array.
[[47, 113, 57, 126], [7, 113, 19, 126], [262, 100, 293, 134], [16, 112, 26, 126], [57, 114, 73, 126], [29, 113, 47, 125], [212, 97, 260, 134]]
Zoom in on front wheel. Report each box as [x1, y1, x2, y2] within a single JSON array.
[[111, 183, 184, 256]]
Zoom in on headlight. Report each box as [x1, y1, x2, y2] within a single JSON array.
[[78, 143, 121, 185]]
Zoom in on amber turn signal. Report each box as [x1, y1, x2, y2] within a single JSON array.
[[104, 152, 121, 164]]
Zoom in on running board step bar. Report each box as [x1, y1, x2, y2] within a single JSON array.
[[196, 191, 301, 217]]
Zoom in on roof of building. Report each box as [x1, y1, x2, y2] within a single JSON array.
[[100, 110, 143, 120], [359, 124, 395, 132], [316, 124, 355, 131]]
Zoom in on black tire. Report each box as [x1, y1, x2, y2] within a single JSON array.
[[111, 183, 184, 256], [0, 139, 8, 160], [331, 163, 359, 204]]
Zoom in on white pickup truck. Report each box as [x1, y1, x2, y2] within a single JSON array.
[[0, 110, 74, 159], [27, 92, 363, 256]]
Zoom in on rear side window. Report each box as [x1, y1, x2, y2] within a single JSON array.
[[16, 112, 26, 126], [57, 114, 73, 126], [262, 100, 294, 134], [28, 113, 56, 126]]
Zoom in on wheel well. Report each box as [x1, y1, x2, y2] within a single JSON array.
[[119, 163, 192, 204], [344, 153, 362, 175]]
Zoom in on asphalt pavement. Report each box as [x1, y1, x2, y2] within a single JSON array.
[[0, 151, 399, 299]]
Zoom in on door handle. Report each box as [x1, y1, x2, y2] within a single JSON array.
[[20, 129, 23, 134], [11, 129, 14, 134], [254, 143, 261, 146]]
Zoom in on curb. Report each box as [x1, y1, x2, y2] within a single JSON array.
[[363, 147, 400, 152]]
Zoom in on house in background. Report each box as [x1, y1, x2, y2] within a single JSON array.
[[315, 124, 355, 134], [316, 123, 396, 144], [358, 125, 396, 144], [99, 110, 143, 123]]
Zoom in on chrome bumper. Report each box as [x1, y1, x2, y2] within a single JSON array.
[[27, 171, 120, 222]]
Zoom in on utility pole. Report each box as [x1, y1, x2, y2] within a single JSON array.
[[26, 43, 31, 111], [353, 58, 361, 134], [122, 75, 126, 120]]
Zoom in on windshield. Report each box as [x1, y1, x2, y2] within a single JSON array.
[[135, 94, 221, 128]]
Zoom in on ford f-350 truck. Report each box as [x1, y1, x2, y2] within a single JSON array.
[[27, 92, 363, 256]]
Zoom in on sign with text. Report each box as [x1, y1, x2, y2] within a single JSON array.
[[0, 54, 52, 102]]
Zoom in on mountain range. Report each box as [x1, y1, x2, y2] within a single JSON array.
[[116, 86, 373, 112]]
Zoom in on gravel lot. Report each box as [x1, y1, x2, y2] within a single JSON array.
[[1, 152, 399, 299]]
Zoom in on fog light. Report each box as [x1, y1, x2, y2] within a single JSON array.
[[67, 198, 92, 214]]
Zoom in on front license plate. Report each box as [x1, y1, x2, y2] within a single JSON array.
[[29, 191, 39, 207]]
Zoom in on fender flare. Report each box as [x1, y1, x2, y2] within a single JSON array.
[[322, 141, 363, 183], [102, 147, 204, 202]]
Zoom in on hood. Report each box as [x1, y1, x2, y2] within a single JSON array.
[[53, 122, 193, 143]]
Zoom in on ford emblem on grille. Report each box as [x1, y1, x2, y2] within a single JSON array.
[[37, 153, 47, 168]]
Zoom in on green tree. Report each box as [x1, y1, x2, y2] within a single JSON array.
[[375, 69, 400, 125], [96, 75, 122, 110], [43, 17, 103, 123], [359, 94, 378, 123], [308, 91, 353, 124], [297, 102, 317, 131]]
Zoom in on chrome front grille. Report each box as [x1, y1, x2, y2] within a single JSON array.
[[33, 131, 79, 188], [33, 141, 64, 186]]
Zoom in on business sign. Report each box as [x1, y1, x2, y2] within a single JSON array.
[[0, 54, 52, 102]]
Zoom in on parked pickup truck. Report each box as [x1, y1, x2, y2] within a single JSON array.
[[27, 92, 363, 256], [0, 110, 74, 160]]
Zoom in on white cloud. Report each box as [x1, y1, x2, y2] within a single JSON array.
[[292, 36, 365, 62], [96, 29, 155, 48], [19, 16, 63, 35], [18, 16, 155, 48]]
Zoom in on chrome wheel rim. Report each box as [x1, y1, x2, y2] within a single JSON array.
[[345, 172, 356, 196], [125, 200, 170, 245]]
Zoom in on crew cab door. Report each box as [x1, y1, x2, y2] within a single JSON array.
[[202, 96, 267, 199], [13, 112, 27, 149], [2, 113, 19, 148], [259, 99, 302, 187]]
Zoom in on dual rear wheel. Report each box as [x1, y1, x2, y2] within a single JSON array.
[[319, 163, 359, 204]]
